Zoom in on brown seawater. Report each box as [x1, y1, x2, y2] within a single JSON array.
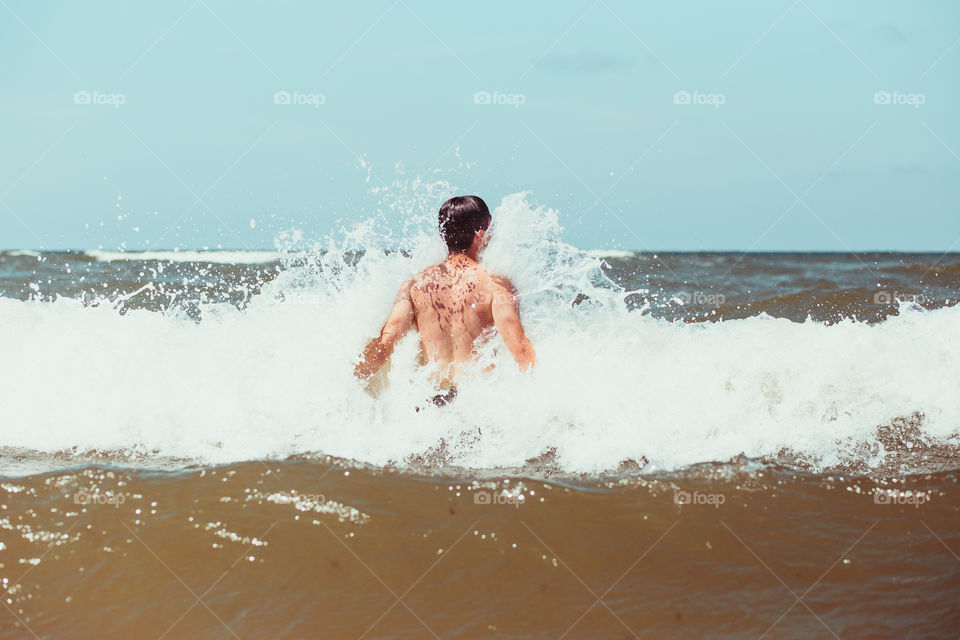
[[1, 236, 959, 637]]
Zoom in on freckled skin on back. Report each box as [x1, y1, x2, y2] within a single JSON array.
[[354, 252, 536, 389], [410, 256, 495, 382]]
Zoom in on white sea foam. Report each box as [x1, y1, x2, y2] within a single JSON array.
[[1, 193, 957, 475], [86, 250, 280, 264], [585, 249, 635, 259]]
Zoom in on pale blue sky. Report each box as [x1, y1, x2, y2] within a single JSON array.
[[1, 0, 958, 251]]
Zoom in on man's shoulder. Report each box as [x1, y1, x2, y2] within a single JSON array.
[[410, 264, 440, 286], [408, 260, 508, 290], [394, 277, 415, 302], [489, 273, 516, 292], [459, 263, 511, 291]]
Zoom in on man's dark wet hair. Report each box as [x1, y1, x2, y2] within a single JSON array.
[[437, 195, 491, 253]]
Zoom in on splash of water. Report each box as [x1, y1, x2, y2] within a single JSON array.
[[0, 190, 958, 475]]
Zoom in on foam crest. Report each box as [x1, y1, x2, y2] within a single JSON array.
[[1, 193, 957, 475]]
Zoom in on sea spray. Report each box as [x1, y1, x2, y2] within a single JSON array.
[[0, 192, 958, 475]]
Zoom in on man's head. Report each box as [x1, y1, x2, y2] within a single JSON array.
[[438, 195, 491, 254]]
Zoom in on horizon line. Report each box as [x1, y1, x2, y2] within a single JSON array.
[[2, 248, 959, 255]]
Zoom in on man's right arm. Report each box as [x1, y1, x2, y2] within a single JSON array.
[[354, 280, 415, 381], [491, 276, 536, 372]]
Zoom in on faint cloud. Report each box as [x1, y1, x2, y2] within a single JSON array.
[[822, 167, 873, 180], [889, 162, 931, 176], [873, 24, 907, 44], [826, 163, 932, 180], [829, 20, 907, 44], [539, 50, 635, 73]]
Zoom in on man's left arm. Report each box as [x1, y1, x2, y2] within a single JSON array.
[[354, 280, 415, 381]]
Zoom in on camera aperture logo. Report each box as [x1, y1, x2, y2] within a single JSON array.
[[874, 490, 927, 508], [673, 291, 725, 307], [73, 489, 125, 508], [873, 291, 926, 305], [674, 490, 725, 508], [73, 90, 126, 109], [474, 490, 524, 508], [673, 90, 725, 109], [873, 90, 925, 108], [273, 90, 325, 108], [473, 90, 525, 109]]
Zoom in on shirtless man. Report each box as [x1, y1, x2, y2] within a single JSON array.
[[354, 195, 536, 405]]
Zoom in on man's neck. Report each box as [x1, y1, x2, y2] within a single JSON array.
[[446, 249, 479, 264]]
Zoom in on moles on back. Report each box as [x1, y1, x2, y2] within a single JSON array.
[[409, 256, 496, 371]]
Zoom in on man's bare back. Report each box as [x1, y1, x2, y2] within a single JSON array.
[[412, 253, 535, 384], [354, 195, 535, 395]]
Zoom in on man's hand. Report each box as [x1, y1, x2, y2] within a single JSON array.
[[491, 276, 536, 372], [354, 280, 415, 381]]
